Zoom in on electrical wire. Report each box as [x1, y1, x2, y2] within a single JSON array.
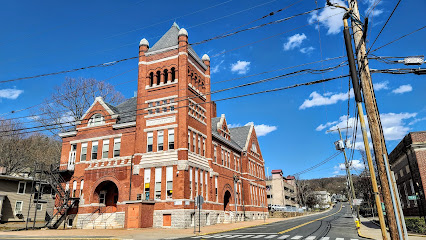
[[292, 152, 342, 176], [369, 25, 426, 53]]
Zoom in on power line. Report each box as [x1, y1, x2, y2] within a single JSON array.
[[0, 6, 323, 84], [0, 74, 349, 135], [367, 0, 402, 53], [292, 152, 342, 176], [369, 25, 426, 53]]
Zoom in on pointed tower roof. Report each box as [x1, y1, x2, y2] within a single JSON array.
[[146, 23, 207, 70]]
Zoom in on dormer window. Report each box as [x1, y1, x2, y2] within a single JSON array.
[[88, 114, 104, 126], [251, 142, 257, 153]]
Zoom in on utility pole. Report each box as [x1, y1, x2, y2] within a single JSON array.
[[341, 13, 388, 240], [327, 127, 359, 221], [346, 0, 401, 238]]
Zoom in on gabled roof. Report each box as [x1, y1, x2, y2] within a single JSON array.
[[79, 97, 118, 121], [211, 116, 253, 153], [115, 97, 137, 124]]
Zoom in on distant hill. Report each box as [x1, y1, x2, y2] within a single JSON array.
[[303, 175, 351, 194]]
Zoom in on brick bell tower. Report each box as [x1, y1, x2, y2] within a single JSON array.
[[134, 23, 212, 204]]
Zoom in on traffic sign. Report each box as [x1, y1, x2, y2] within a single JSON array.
[[195, 195, 204, 209], [408, 195, 419, 200]]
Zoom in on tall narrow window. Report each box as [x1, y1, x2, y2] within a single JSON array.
[[188, 131, 191, 150], [200, 170, 204, 197], [221, 150, 224, 165], [113, 138, 121, 157], [234, 157, 237, 170], [80, 180, 84, 197], [205, 173, 208, 201], [195, 168, 198, 196], [149, 72, 154, 87], [72, 181, 77, 198], [15, 201, 23, 213], [17, 182, 26, 194], [227, 153, 230, 168], [91, 142, 98, 160], [202, 138, 206, 156], [156, 71, 161, 85], [193, 135, 196, 152], [158, 131, 164, 151], [144, 169, 151, 200], [102, 140, 109, 158], [155, 167, 162, 200], [215, 176, 218, 202], [214, 146, 217, 162], [81, 143, 87, 161], [168, 129, 175, 150], [190, 167, 193, 199], [147, 132, 153, 152], [164, 69, 168, 84], [166, 166, 173, 199], [198, 135, 201, 154], [171, 67, 176, 82]]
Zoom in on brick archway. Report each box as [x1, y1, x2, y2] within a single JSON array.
[[89, 176, 122, 204]]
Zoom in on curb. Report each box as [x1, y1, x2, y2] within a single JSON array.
[[356, 227, 376, 240]]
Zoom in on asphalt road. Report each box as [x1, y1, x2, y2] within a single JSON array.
[[185, 202, 367, 240]]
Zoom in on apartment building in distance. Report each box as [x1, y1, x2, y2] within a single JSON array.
[[389, 131, 426, 216], [266, 169, 298, 208], [57, 23, 268, 229]]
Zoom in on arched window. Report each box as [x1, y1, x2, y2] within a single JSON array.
[[163, 69, 168, 84], [171, 68, 176, 82], [149, 72, 154, 87], [88, 113, 104, 126], [156, 71, 161, 85]]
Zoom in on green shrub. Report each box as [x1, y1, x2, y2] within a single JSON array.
[[405, 217, 426, 234]]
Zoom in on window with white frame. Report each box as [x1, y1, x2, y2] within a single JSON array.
[[203, 138, 206, 156], [80, 180, 84, 197], [158, 131, 164, 151], [195, 168, 199, 196], [36, 203, 42, 211], [166, 166, 173, 199], [221, 150, 224, 165], [81, 143, 87, 161], [91, 141, 98, 160], [72, 180, 77, 198], [214, 146, 217, 162], [155, 167, 162, 200], [88, 114, 104, 126], [144, 168, 151, 200], [147, 132, 153, 152], [113, 138, 121, 157], [215, 176, 218, 202], [15, 201, 23, 213], [168, 129, 175, 150], [227, 152, 230, 168], [17, 181, 26, 194], [205, 173, 208, 201], [188, 131, 191, 150], [198, 135, 201, 154], [200, 170, 204, 197], [102, 140, 109, 158], [190, 167, 193, 199]]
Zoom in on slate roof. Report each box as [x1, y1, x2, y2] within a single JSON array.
[[147, 23, 207, 70], [115, 97, 137, 124]]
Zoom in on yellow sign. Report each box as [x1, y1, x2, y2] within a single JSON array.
[[145, 183, 150, 188]]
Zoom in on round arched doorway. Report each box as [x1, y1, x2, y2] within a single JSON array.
[[223, 190, 232, 211], [94, 181, 119, 210]]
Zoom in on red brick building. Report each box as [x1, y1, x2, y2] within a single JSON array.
[[389, 131, 426, 217], [58, 23, 268, 229]]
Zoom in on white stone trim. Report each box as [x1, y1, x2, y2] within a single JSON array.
[[144, 124, 178, 132], [112, 121, 136, 129], [188, 51, 208, 71], [145, 95, 178, 104], [188, 83, 206, 100], [59, 131, 77, 137], [145, 79, 178, 90], [243, 124, 254, 151], [145, 45, 178, 56], [69, 133, 122, 144], [146, 115, 176, 127], [80, 97, 118, 121], [145, 110, 177, 119], [188, 58, 208, 77], [139, 55, 178, 65]]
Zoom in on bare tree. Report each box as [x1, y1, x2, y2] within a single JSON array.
[[33, 77, 125, 135], [0, 119, 28, 174]]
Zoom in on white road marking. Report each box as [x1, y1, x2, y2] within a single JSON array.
[[251, 235, 266, 238], [265, 235, 278, 238], [225, 235, 242, 238], [320, 237, 330, 240], [350, 239, 359, 240], [336, 238, 345, 240], [290, 236, 303, 239], [277, 235, 290, 239], [305, 236, 316, 240], [238, 235, 255, 238]]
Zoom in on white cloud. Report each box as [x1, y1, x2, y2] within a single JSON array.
[[212, 59, 224, 74], [299, 89, 354, 109], [300, 46, 315, 54], [27, 115, 40, 121], [228, 122, 277, 137], [308, 0, 347, 35], [0, 88, 23, 100], [283, 33, 307, 51], [409, 117, 426, 126], [316, 120, 338, 131], [231, 60, 251, 74], [364, 0, 384, 17], [374, 81, 389, 91], [337, 160, 365, 171], [392, 84, 413, 94], [318, 112, 417, 149]]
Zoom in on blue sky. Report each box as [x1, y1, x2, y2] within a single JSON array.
[[1, 0, 425, 179]]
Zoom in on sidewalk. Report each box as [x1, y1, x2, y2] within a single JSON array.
[[358, 216, 426, 240], [0, 210, 331, 240]]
